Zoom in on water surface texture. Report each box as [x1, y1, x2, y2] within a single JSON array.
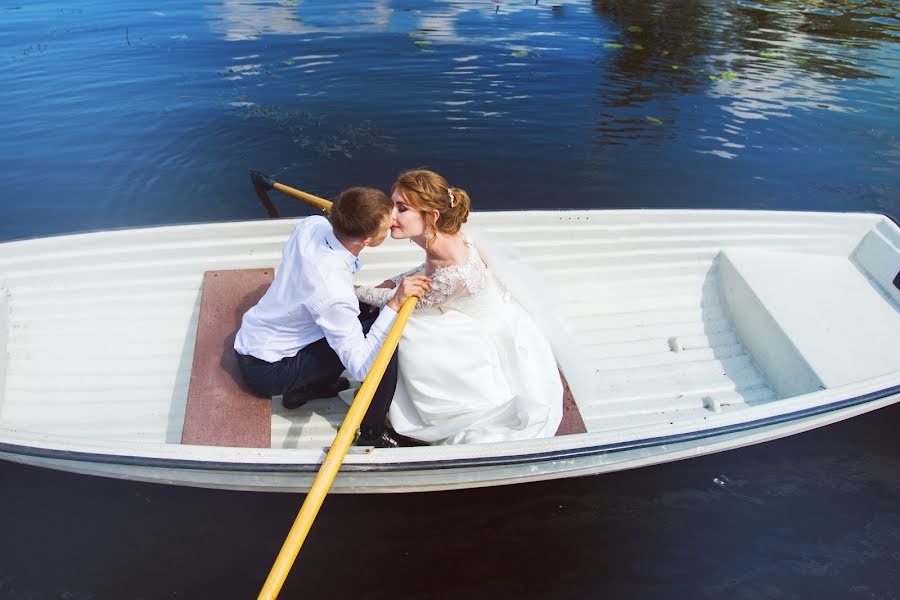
[[0, 1, 899, 598], [1, 0, 898, 241]]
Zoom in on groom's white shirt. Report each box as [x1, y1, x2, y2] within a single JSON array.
[[234, 215, 397, 382]]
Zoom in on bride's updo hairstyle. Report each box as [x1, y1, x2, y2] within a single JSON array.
[[392, 169, 470, 245]]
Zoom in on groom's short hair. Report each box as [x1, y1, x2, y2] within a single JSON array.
[[330, 187, 392, 240]]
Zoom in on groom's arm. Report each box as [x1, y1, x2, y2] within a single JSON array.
[[311, 296, 398, 382], [312, 275, 430, 381]]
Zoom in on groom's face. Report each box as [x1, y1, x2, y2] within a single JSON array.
[[366, 213, 393, 248]]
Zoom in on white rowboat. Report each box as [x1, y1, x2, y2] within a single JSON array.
[[0, 209, 898, 493]]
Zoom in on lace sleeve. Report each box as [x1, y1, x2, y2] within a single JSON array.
[[416, 267, 466, 310], [415, 241, 489, 310], [355, 285, 394, 308], [355, 263, 427, 308], [389, 264, 426, 285]]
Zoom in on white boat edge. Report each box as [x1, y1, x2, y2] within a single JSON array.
[[1, 373, 897, 494]]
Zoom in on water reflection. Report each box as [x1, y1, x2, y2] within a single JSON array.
[[209, 0, 898, 166], [588, 0, 898, 155], [0, 0, 897, 242]]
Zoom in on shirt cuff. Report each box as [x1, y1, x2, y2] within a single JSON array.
[[370, 304, 398, 338]]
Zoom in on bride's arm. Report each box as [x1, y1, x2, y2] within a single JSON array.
[[415, 268, 467, 310], [355, 264, 425, 308]]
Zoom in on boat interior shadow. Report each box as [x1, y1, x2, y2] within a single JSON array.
[[166, 287, 202, 444], [274, 399, 345, 450], [701, 257, 776, 411]]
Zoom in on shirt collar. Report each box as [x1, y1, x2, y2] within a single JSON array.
[[324, 229, 362, 274]]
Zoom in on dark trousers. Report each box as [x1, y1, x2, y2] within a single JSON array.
[[236, 312, 398, 432]]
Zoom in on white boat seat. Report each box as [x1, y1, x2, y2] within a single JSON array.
[[719, 246, 900, 399], [182, 269, 273, 448]]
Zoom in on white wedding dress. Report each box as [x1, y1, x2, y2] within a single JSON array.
[[354, 234, 564, 445]]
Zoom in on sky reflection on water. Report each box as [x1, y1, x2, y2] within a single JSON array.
[[0, 0, 898, 241]]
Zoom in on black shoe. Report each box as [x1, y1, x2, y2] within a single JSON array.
[[355, 428, 401, 448], [283, 377, 350, 409], [356, 425, 427, 448], [391, 430, 429, 447]]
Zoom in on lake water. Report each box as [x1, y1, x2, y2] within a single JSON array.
[[0, 0, 898, 597]]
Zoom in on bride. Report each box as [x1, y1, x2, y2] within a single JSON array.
[[353, 169, 565, 445]]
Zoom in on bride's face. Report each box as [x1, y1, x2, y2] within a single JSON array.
[[390, 190, 426, 240]]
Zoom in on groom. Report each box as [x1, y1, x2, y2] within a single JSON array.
[[234, 186, 429, 448]]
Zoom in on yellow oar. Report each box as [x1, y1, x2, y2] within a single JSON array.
[[250, 170, 333, 216], [258, 297, 417, 599], [251, 171, 413, 599]]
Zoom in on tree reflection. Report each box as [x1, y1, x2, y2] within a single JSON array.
[[588, 0, 897, 145]]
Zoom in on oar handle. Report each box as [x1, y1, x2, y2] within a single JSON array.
[[257, 296, 417, 600], [251, 170, 333, 213]]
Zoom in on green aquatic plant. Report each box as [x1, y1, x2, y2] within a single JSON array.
[[709, 71, 739, 80], [646, 116, 663, 125], [631, 44, 644, 51], [604, 43, 623, 49], [759, 50, 784, 59], [239, 103, 397, 159], [628, 26, 643, 33], [512, 50, 529, 57]]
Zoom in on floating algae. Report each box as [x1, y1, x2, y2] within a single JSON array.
[[240, 103, 397, 159]]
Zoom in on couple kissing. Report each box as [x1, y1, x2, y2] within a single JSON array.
[[235, 169, 567, 448]]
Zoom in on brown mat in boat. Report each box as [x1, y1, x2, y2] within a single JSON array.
[[556, 371, 587, 436], [181, 268, 587, 445], [181, 269, 274, 448]]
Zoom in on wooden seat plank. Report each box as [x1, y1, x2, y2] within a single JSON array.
[[181, 269, 274, 448]]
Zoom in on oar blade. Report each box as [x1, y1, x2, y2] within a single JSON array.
[[250, 170, 280, 218]]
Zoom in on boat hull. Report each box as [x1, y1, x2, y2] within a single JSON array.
[[2, 385, 896, 493], [1, 209, 898, 492]]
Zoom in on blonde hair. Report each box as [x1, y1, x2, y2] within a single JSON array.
[[391, 169, 470, 246]]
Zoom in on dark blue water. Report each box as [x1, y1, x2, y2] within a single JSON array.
[[1, 1, 899, 597]]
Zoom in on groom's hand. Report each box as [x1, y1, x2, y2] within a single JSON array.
[[387, 275, 431, 312]]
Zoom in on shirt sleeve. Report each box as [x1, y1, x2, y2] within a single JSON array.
[[309, 295, 398, 382]]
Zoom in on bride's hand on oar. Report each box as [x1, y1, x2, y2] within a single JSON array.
[[387, 275, 431, 311]]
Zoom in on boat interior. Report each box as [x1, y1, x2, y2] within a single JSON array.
[[0, 210, 897, 451]]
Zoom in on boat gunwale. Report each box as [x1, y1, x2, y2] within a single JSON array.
[[0, 208, 889, 249], [1, 384, 897, 474]]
